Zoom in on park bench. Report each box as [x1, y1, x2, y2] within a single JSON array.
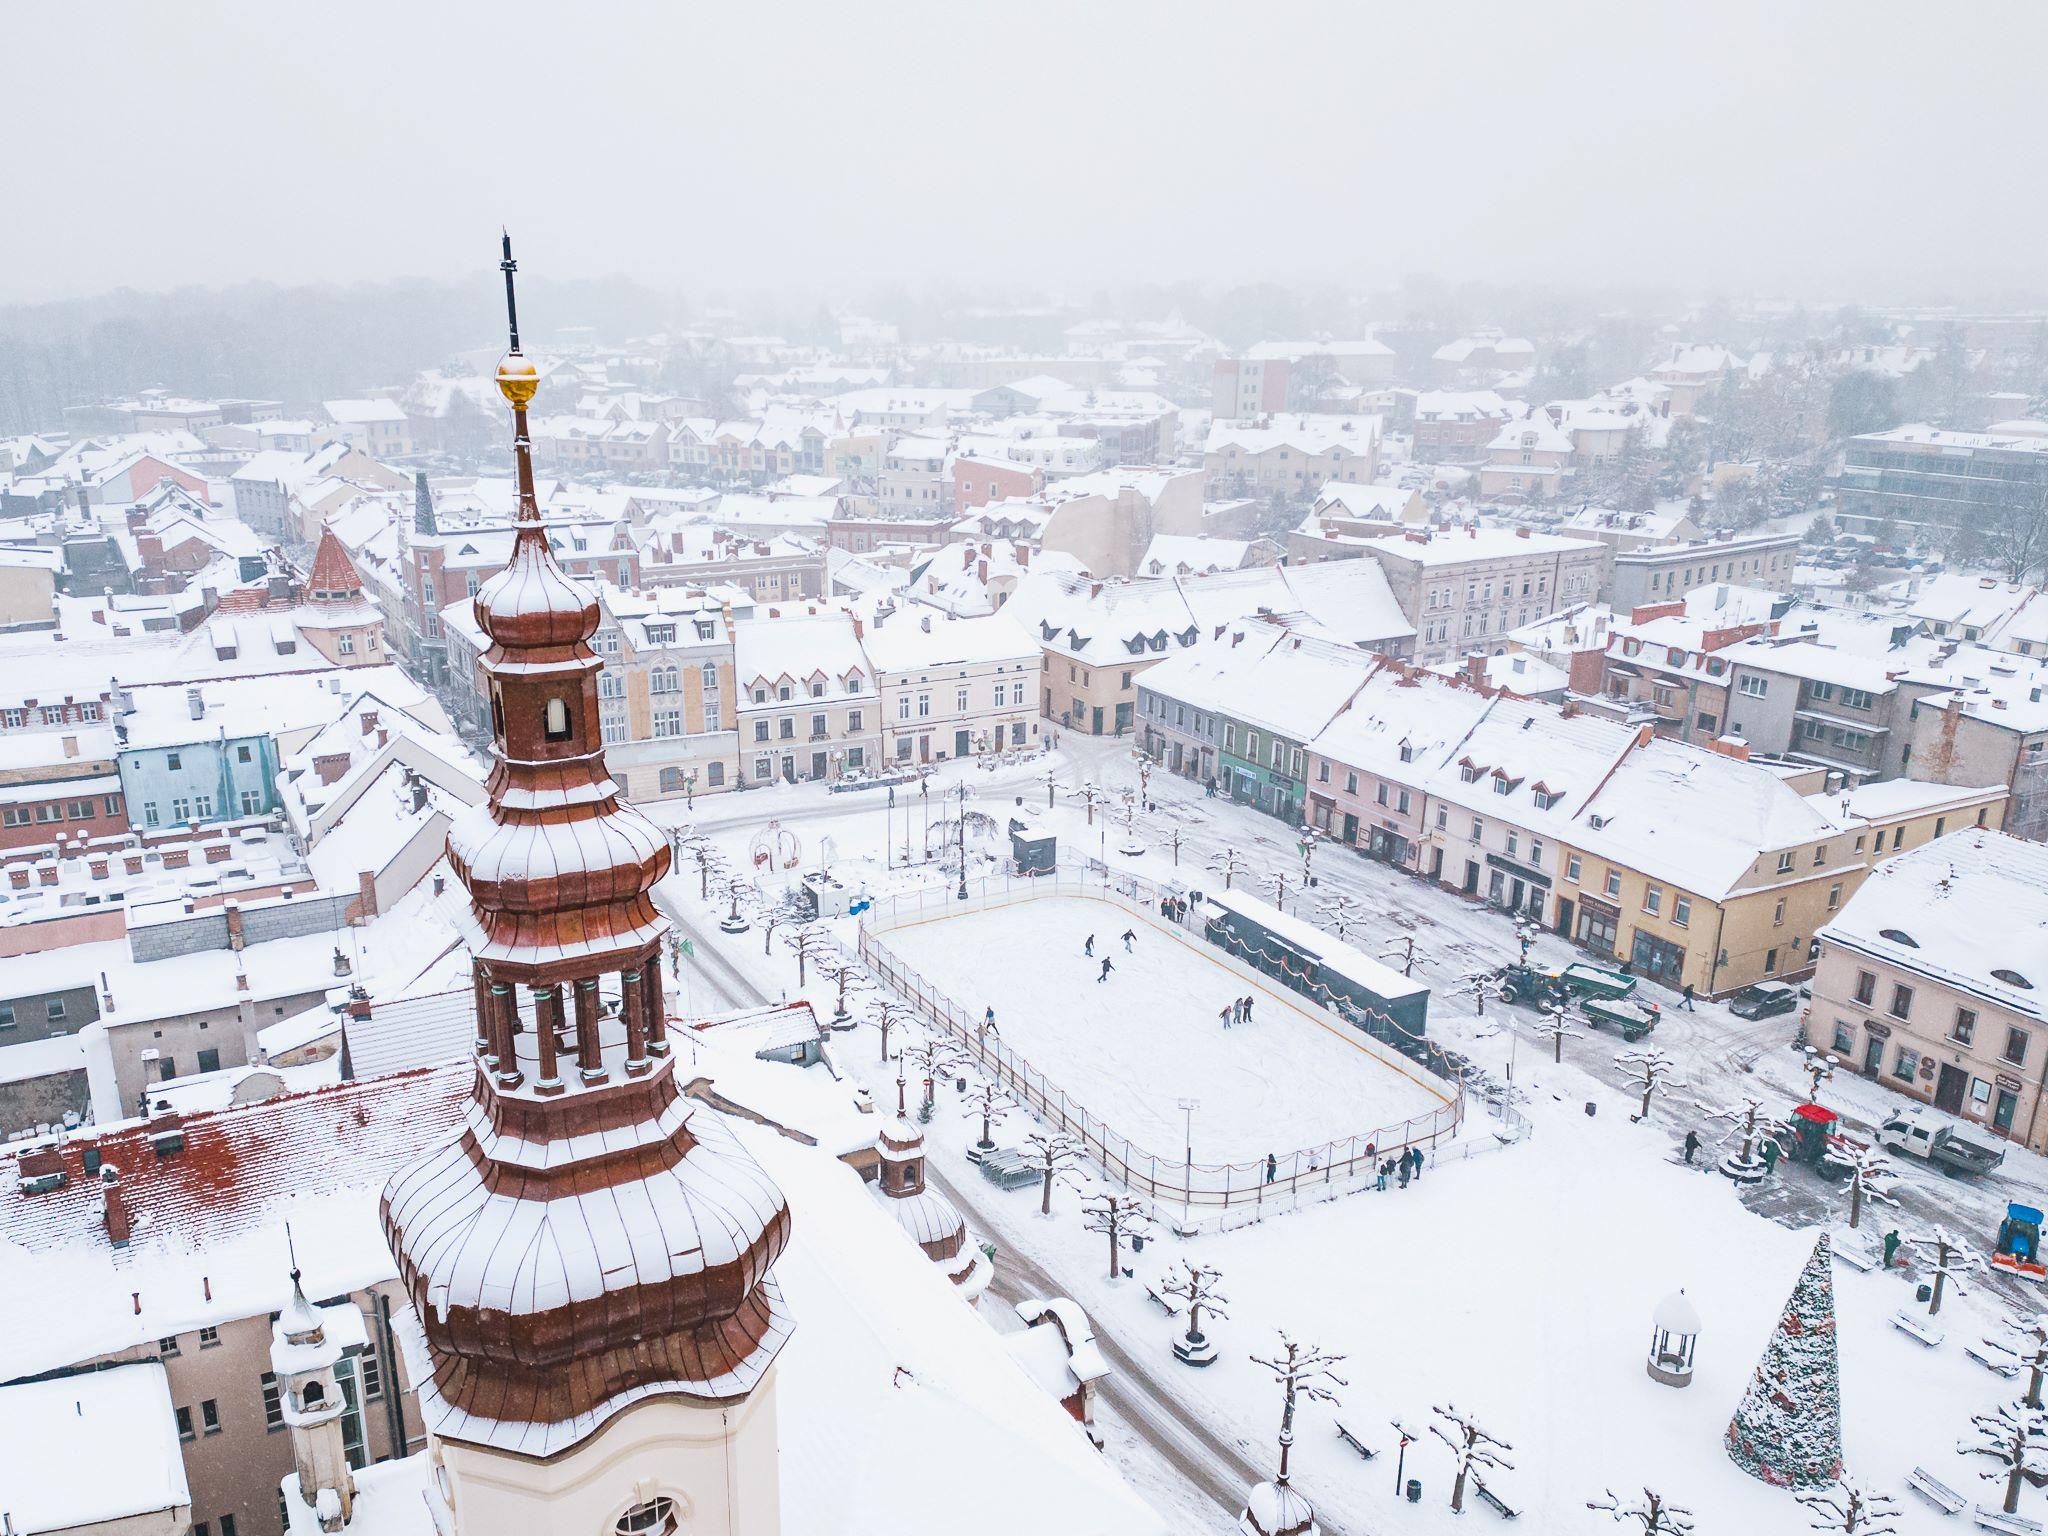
[[1834, 1234, 1880, 1272], [1974, 1505, 2043, 1535], [1473, 1479, 1520, 1520], [1891, 1310, 1946, 1348], [1143, 1284, 1184, 1319], [1966, 1339, 2023, 1377], [1905, 1465, 1965, 1515], [1333, 1422, 1376, 1460]]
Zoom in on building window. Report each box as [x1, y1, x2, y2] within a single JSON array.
[[1565, 854, 1581, 883], [160, 1334, 180, 1357], [1672, 896, 1691, 928], [653, 709, 682, 739], [1776, 851, 1796, 874], [543, 698, 572, 741], [1892, 1048, 1917, 1082], [1739, 675, 1768, 698], [1888, 983, 1913, 1020], [199, 1325, 220, 1348], [1603, 868, 1621, 898], [2006, 1029, 2030, 1066], [1644, 886, 1662, 915], [615, 1498, 680, 1536], [1954, 1009, 1977, 1046], [201, 1399, 221, 1435], [1854, 970, 1875, 1005], [176, 1406, 195, 1441]]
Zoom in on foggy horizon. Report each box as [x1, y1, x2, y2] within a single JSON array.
[[9, 0, 2048, 312]]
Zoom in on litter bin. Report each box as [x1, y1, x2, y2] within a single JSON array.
[[1585, 1101, 1598, 1117], [1916, 1283, 1933, 1304], [1406, 1479, 1422, 1504]]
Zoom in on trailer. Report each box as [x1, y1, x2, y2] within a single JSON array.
[[1580, 995, 1660, 1042], [1556, 961, 1637, 1002]]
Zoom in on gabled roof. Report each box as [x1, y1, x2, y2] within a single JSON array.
[[306, 523, 364, 596]]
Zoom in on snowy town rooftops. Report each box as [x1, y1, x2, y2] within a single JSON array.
[[1820, 829, 2048, 1020], [860, 610, 1036, 674], [1413, 389, 1519, 423], [1243, 336, 1393, 360], [1426, 697, 1639, 828], [1897, 572, 2042, 635], [116, 665, 443, 752], [322, 398, 408, 425], [1309, 663, 1496, 774], [734, 609, 869, 693], [1853, 421, 2048, 455], [1356, 525, 1602, 566], [1805, 777, 2005, 826], [1894, 644, 2048, 731], [1137, 628, 1374, 743], [1720, 638, 1903, 693], [1204, 412, 1380, 457], [1487, 414, 1574, 454], [1433, 335, 1535, 363], [0, 1361, 190, 1531]]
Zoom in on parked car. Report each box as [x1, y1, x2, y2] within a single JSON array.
[[1728, 980, 1800, 1020]]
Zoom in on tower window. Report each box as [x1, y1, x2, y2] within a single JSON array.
[[544, 697, 572, 741]]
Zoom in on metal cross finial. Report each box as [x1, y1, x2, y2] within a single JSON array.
[[500, 229, 521, 353], [285, 1220, 301, 1284]]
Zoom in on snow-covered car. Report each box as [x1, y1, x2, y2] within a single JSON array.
[[1727, 980, 1800, 1020]]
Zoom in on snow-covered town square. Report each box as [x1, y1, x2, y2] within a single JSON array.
[[7, 7, 2048, 1536]]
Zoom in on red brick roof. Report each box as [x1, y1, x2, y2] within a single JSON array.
[[0, 1066, 468, 1258], [307, 524, 364, 597]]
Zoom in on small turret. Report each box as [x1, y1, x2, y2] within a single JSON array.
[[273, 1266, 356, 1531]]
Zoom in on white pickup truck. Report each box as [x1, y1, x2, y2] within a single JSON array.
[[1879, 1109, 2006, 1176]]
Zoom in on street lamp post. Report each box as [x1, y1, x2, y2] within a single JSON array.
[[955, 780, 970, 901]]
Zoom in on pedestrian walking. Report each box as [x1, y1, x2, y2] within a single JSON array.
[[1121, 928, 1136, 952], [1265, 1152, 1277, 1184], [1219, 1002, 1233, 1029], [983, 1005, 996, 1034], [1098, 957, 1114, 983], [1681, 982, 1696, 1011], [1242, 995, 1255, 1024], [1682, 1129, 1700, 1164], [1083, 934, 1095, 957]]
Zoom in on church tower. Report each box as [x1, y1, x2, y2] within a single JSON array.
[[274, 1267, 356, 1532], [382, 236, 793, 1536]]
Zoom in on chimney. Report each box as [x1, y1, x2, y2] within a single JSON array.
[[1628, 601, 1687, 626], [1515, 526, 1530, 538], [978, 559, 989, 583], [101, 1165, 131, 1248], [851, 614, 864, 640], [1464, 651, 1489, 686], [357, 869, 379, 919], [1635, 723, 1656, 747], [920, 615, 932, 632], [224, 901, 245, 952], [1016, 544, 1029, 566], [186, 686, 204, 720], [1707, 735, 1752, 762]]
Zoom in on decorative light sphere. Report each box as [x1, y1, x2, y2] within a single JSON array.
[[496, 350, 540, 406]]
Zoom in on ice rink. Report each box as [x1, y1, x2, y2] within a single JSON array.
[[875, 894, 1449, 1164]]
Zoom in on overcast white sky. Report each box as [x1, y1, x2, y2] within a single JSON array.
[[7, 1, 2046, 307]]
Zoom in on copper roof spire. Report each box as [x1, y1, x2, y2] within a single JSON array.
[[494, 231, 542, 526], [382, 240, 792, 1458]]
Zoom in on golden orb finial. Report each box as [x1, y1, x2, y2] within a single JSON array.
[[496, 352, 540, 407]]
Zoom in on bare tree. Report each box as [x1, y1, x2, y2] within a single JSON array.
[[1318, 891, 1367, 944], [1165, 824, 1184, 867], [781, 923, 833, 988], [1696, 1093, 1793, 1180], [1023, 1131, 1083, 1216], [902, 1037, 964, 1117], [1160, 1261, 1229, 1365], [871, 997, 917, 1068], [1911, 1225, 1986, 1317], [1081, 1192, 1151, 1279], [759, 890, 806, 956], [1795, 1475, 1900, 1534], [716, 873, 756, 933], [1248, 1333, 1347, 1495], [1041, 767, 1062, 809], [1071, 780, 1109, 826], [1208, 847, 1251, 891], [1961, 1402, 2048, 1516], [1982, 1316, 2048, 1411], [1383, 933, 1425, 978], [1431, 1402, 1514, 1515], [1531, 1003, 1584, 1063], [1258, 869, 1295, 914], [815, 952, 867, 1024], [1616, 1047, 1687, 1119], [1589, 1486, 1696, 1535], [1981, 479, 2048, 583], [1836, 1143, 1898, 1231], [964, 1078, 1014, 1152], [678, 831, 726, 901]]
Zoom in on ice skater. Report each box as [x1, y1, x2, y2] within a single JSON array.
[[1083, 934, 1095, 958], [1098, 957, 1114, 983], [1241, 995, 1255, 1024], [1408, 1146, 1424, 1182], [1121, 928, 1136, 953], [982, 1006, 996, 1037], [1219, 1001, 1233, 1029]]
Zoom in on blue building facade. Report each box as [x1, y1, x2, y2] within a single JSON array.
[[117, 731, 282, 831]]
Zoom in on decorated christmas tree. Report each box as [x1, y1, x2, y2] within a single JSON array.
[[1727, 1234, 1844, 1487]]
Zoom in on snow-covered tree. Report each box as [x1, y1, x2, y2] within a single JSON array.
[[1317, 892, 1366, 945], [870, 997, 916, 1067], [1081, 1192, 1151, 1280], [1802, 1047, 1839, 1105], [1164, 824, 1184, 867], [781, 922, 832, 987], [1071, 780, 1108, 826], [1726, 1233, 1843, 1488], [1382, 933, 1425, 978], [1160, 1261, 1228, 1365], [1835, 1144, 1898, 1231], [758, 889, 807, 955], [964, 1079, 1013, 1152], [1961, 1402, 2048, 1516], [677, 831, 726, 900], [1981, 1316, 2048, 1410], [1698, 1092, 1794, 1181], [1208, 847, 1251, 890], [1795, 1475, 1902, 1534], [1910, 1225, 1986, 1317], [717, 873, 756, 932], [815, 952, 867, 1024], [1616, 1047, 1687, 1118], [1041, 767, 1061, 809], [1248, 1333, 1347, 1489], [1588, 1486, 1696, 1535], [902, 1037, 963, 1116], [1430, 1402, 1514, 1515], [1022, 1131, 1083, 1217], [1258, 868, 1295, 913], [1532, 1003, 1583, 1063]]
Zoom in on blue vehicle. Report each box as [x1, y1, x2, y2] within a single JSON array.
[[1994, 1203, 2046, 1281]]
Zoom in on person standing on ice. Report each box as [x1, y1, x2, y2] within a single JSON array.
[[1242, 995, 1255, 1024], [1121, 928, 1135, 952], [982, 1006, 996, 1037], [1083, 934, 1095, 957], [1682, 1129, 1701, 1164], [1098, 957, 1114, 983], [1409, 1146, 1424, 1182], [1265, 1152, 1277, 1184], [1219, 1002, 1234, 1029]]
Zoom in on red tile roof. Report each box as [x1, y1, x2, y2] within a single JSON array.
[[307, 524, 365, 597]]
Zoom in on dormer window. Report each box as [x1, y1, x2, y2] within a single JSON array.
[[615, 1498, 679, 1536], [543, 698, 572, 741]]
